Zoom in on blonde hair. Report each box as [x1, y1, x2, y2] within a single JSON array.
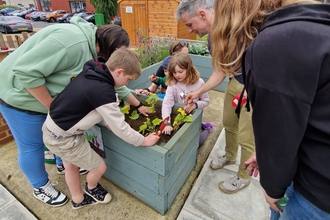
[[106, 47, 141, 76], [211, 0, 320, 76], [166, 53, 200, 86]]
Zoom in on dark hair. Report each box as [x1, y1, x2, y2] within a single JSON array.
[[96, 24, 130, 60]]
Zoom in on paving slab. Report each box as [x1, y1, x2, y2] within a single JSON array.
[[0, 184, 37, 220], [177, 129, 270, 220]]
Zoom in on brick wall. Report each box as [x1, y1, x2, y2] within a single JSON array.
[[0, 113, 14, 146]]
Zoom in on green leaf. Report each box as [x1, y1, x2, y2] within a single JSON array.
[[152, 118, 162, 126], [183, 116, 193, 123], [120, 104, 130, 114], [129, 110, 140, 120], [139, 124, 147, 133]]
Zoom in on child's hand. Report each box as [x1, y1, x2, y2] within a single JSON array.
[[162, 125, 173, 135], [148, 73, 158, 82], [135, 89, 151, 96], [142, 133, 159, 146], [184, 103, 196, 114]]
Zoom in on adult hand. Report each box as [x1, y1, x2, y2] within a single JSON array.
[[264, 190, 282, 213], [142, 133, 159, 146], [243, 152, 259, 177], [183, 103, 195, 114], [138, 105, 152, 116], [185, 90, 200, 105]]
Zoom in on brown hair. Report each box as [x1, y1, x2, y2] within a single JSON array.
[[96, 24, 130, 60], [106, 47, 141, 77], [211, 0, 319, 76], [169, 41, 189, 55], [166, 52, 200, 86]]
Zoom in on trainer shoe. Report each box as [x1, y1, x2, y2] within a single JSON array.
[[218, 176, 251, 194], [84, 183, 112, 203], [44, 146, 55, 164], [210, 155, 236, 170], [56, 165, 89, 175], [33, 180, 68, 207], [72, 193, 97, 209]]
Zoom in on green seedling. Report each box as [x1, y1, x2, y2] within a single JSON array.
[[139, 117, 162, 134], [146, 93, 158, 112], [120, 104, 130, 114], [172, 108, 193, 131], [129, 110, 140, 120]]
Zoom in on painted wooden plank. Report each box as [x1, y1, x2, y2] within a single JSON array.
[[163, 107, 202, 173], [101, 126, 168, 175], [104, 147, 160, 194], [167, 148, 198, 208], [159, 135, 199, 196], [103, 166, 168, 215]]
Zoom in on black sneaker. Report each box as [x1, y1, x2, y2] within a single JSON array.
[[72, 193, 97, 209], [33, 180, 68, 207], [84, 183, 112, 203], [56, 165, 89, 175]]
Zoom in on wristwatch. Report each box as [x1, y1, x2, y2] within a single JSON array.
[[135, 102, 143, 109]]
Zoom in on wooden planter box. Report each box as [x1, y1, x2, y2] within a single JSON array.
[[100, 95, 202, 215], [128, 54, 229, 92]]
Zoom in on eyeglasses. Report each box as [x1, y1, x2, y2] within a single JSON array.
[[173, 41, 189, 53]]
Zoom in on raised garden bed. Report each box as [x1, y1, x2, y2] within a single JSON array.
[[100, 94, 202, 215]]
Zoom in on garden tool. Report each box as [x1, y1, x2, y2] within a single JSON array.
[[157, 117, 168, 135]]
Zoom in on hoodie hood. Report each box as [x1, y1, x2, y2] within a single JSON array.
[[260, 4, 330, 32], [82, 59, 114, 86], [70, 17, 97, 58]]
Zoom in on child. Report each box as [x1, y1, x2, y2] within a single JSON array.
[[147, 55, 172, 95], [161, 52, 211, 146], [42, 47, 160, 209], [135, 41, 189, 95]]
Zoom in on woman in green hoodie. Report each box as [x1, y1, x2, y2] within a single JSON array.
[[0, 17, 149, 207]]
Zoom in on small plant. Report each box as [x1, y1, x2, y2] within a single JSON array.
[[188, 43, 210, 56], [120, 104, 130, 114], [138, 117, 163, 134], [145, 93, 159, 112], [172, 108, 193, 131], [129, 110, 139, 120], [120, 104, 140, 120]]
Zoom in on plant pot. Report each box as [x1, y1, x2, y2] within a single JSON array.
[[100, 94, 203, 215]]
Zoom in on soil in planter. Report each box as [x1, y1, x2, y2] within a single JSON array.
[[124, 106, 178, 144]]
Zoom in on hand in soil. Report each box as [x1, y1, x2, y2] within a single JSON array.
[[142, 133, 160, 146]]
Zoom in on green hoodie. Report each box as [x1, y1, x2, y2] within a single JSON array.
[[0, 17, 131, 113]]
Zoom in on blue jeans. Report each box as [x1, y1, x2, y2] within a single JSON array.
[[55, 155, 63, 166], [0, 104, 48, 188], [280, 185, 330, 220], [270, 183, 294, 220]]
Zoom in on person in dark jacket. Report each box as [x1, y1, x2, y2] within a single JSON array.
[[211, 0, 330, 219], [43, 47, 160, 209]]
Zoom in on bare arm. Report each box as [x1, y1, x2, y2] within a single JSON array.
[[185, 70, 226, 104], [26, 85, 53, 110], [124, 94, 152, 116]]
